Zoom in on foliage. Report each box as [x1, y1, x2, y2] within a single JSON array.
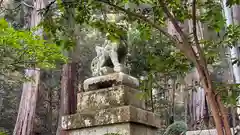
[[41, 0, 240, 75], [163, 121, 187, 135], [0, 129, 8, 135], [0, 81, 20, 134], [0, 132, 7, 135], [0, 18, 66, 82], [226, 0, 240, 6], [33, 70, 62, 135], [214, 82, 240, 107], [0, 18, 66, 68], [127, 26, 191, 78], [199, 0, 225, 32]]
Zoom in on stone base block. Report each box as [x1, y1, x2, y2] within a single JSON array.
[[83, 72, 139, 91], [77, 85, 145, 112], [62, 106, 161, 130], [67, 123, 157, 135]]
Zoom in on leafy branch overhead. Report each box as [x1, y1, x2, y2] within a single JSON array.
[[42, 0, 239, 54], [0, 18, 66, 76], [41, 0, 240, 83]]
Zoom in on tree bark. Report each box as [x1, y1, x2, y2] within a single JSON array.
[[56, 62, 77, 135], [47, 79, 53, 135], [184, 86, 188, 127], [217, 94, 232, 135], [13, 69, 40, 135], [171, 79, 176, 124], [61, 63, 77, 115]]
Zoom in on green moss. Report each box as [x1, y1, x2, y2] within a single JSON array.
[[163, 121, 187, 135]]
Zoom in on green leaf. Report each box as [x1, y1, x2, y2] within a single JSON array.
[[226, 0, 240, 7], [0, 19, 66, 70]]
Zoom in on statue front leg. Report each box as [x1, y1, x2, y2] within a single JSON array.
[[98, 55, 107, 75], [109, 49, 122, 72]]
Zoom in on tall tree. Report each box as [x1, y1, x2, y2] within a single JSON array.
[[13, 0, 46, 135], [223, 0, 240, 122], [56, 0, 77, 134]]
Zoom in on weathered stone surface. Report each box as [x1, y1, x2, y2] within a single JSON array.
[[77, 85, 145, 112], [99, 66, 128, 76], [62, 106, 161, 130], [67, 123, 130, 135], [67, 123, 157, 135], [63, 71, 161, 135], [130, 123, 157, 135], [186, 128, 235, 135], [83, 72, 139, 91], [99, 66, 114, 75]]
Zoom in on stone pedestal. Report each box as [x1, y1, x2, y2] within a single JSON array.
[[62, 72, 161, 135]]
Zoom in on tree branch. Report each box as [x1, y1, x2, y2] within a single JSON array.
[[158, 0, 213, 89], [0, 3, 21, 14], [158, 0, 198, 63], [41, 0, 56, 16], [158, 0, 188, 41], [192, 0, 202, 60], [192, 0, 211, 88], [101, 0, 208, 84], [98, 0, 178, 44], [21, 1, 34, 8], [0, 0, 3, 7]]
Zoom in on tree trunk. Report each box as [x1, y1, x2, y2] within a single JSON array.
[[61, 63, 77, 115], [56, 62, 77, 135], [164, 1, 231, 134], [47, 80, 53, 135], [232, 5, 240, 122], [171, 79, 176, 124], [56, 0, 77, 134], [184, 86, 188, 126], [217, 94, 232, 135], [13, 69, 40, 135], [13, 0, 46, 135], [196, 66, 231, 135]]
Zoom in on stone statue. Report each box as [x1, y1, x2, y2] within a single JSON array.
[[91, 38, 127, 76]]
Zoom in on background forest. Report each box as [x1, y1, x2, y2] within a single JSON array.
[[1, 0, 240, 135]]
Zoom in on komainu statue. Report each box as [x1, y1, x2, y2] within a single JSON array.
[[91, 39, 127, 76]]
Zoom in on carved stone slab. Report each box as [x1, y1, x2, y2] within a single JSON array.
[[62, 105, 161, 130], [77, 85, 145, 112], [66, 123, 158, 135], [83, 72, 139, 91]]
